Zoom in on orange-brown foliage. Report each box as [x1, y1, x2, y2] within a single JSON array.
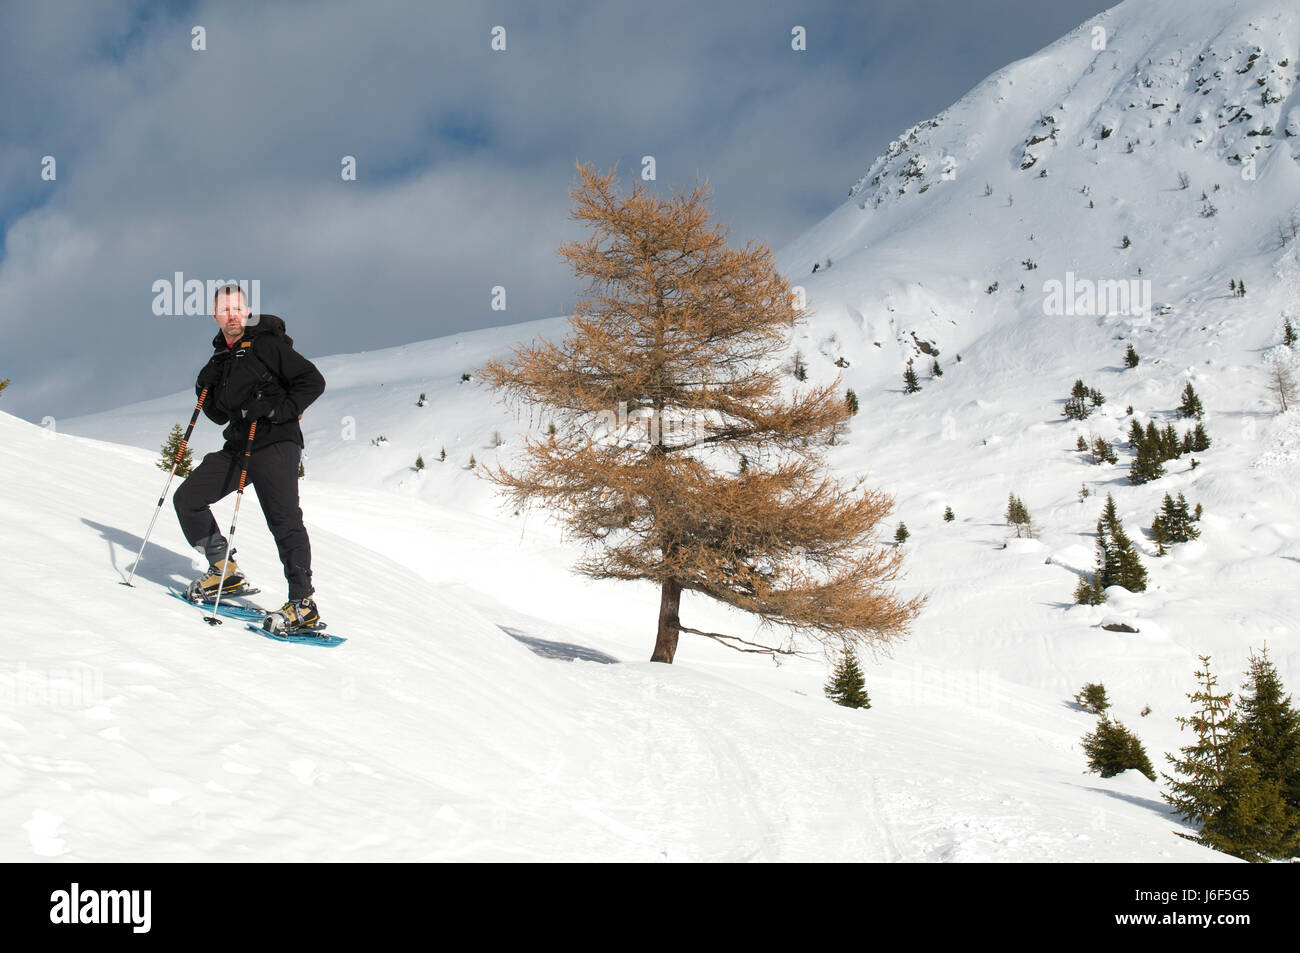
[[478, 163, 925, 662]]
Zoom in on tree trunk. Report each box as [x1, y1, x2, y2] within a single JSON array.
[[651, 576, 682, 663]]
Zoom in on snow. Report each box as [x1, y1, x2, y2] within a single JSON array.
[[14, 0, 1300, 861], [0, 403, 1229, 861]]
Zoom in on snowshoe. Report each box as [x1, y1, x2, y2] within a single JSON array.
[[262, 597, 326, 635], [183, 556, 256, 603]]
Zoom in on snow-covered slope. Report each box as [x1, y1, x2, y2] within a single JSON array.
[[35, 0, 1300, 860], [0, 410, 1225, 860], [780, 0, 1300, 396], [766, 0, 1300, 705]]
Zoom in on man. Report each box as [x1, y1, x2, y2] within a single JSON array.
[[174, 283, 327, 634]]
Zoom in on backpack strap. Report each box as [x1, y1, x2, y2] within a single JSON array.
[[241, 335, 286, 391]]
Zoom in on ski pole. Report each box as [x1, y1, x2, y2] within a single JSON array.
[[206, 420, 257, 626], [122, 388, 209, 587]]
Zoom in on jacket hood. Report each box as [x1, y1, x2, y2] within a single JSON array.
[[210, 313, 289, 349]]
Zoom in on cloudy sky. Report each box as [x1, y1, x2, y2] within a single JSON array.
[[0, 0, 1115, 422]]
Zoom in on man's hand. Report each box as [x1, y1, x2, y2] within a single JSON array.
[[196, 361, 221, 393], [240, 395, 279, 421]]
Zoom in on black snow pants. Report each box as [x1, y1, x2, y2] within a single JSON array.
[[173, 441, 313, 601]]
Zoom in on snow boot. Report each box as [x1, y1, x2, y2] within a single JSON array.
[[184, 555, 255, 603], [262, 596, 325, 635]]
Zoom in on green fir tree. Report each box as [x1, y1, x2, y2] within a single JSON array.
[[1074, 572, 1107, 605], [1164, 655, 1253, 852], [1228, 646, 1300, 857], [1150, 492, 1201, 555], [1114, 524, 1148, 592], [1178, 382, 1204, 419], [825, 647, 871, 709], [1096, 495, 1146, 591], [1161, 422, 1182, 460], [903, 363, 921, 394], [1005, 493, 1032, 538], [1082, 715, 1156, 780], [1150, 512, 1170, 557], [1159, 654, 1291, 860], [1124, 344, 1140, 368], [1129, 431, 1166, 485], [1163, 655, 1236, 830], [1063, 378, 1090, 420], [1091, 436, 1117, 465], [1095, 509, 1119, 588], [1074, 682, 1111, 714], [1200, 742, 1292, 861], [157, 424, 195, 477], [1190, 421, 1211, 452]]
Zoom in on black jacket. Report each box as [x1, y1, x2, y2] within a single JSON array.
[[195, 315, 326, 451]]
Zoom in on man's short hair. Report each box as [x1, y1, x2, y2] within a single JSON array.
[[213, 282, 248, 309]]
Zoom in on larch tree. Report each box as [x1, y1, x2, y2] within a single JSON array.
[[478, 163, 925, 663], [1265, 345, 1297, 414], [1163, 656, 1233, 816]]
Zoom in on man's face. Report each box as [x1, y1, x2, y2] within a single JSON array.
[[214, 291, 250, 339]]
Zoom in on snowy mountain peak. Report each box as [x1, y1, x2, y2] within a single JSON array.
[[848, 0, 1299, 216]]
